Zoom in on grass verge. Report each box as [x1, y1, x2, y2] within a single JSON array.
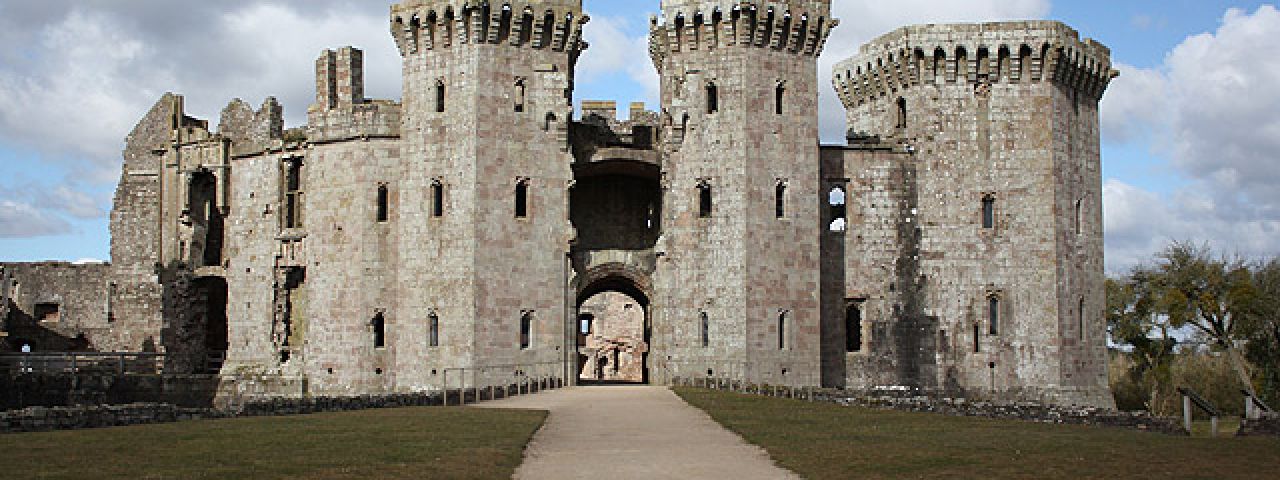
[[0, 406, 546, 479], [674, 387, 1280, 479]]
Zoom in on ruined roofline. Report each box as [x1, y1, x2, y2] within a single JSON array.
[[833, 20, 1117, 109], [390, 1, 588, 57], [648, 1, 838, 68]]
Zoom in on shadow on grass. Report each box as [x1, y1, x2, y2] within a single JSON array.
[[0, 406, 547, 480], [674, 387, 1280, 480]]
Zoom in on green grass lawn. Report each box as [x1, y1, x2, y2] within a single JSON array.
[[675, 387, 1280, 479], [0, 407, 546, 480]]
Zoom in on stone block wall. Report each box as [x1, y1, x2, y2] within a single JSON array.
[[0, 263, 112, 352], [831, 21, 1115, 407]]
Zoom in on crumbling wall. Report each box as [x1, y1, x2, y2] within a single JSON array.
[[0, 262, 111, 352], [579, 292, 646, 382]]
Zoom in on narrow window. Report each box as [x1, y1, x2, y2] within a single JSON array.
[[973, 323, 981, 352], [988, 296, 1000, 335], [520, 312, 533, 349], [698, 181, 713, 218], [435, 80, 446, 113], [828, 186, 847, 232], [1074, 198, 1083, 236], [376, 184, 389, 222], [775, 182, 787, 218], [706, 82, 719, 114], [777, 311, 788, 350], [514, 79, 526, 113], [982, 195, 995, 229], [372, 313, 386, 349], [1078, 297, 1086, 341], [515, 179, 529, 218], [845, 303, 862, 352], [428, 313, 440, 347], [775, 83, 785, 115], [700, 312, 710, 348], [284, 159, 303, 229], [431, 180, 444, 217], [896, 97, 908, 129], [579, 315, 593, 335]]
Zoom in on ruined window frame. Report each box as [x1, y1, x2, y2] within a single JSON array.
[[827, 184, 848, 233], [282, 158, 304, 230]]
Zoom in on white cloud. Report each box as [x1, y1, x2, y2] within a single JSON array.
[[1103, 179, 1280, 273], [1100, 6, 1280, 270], [818, 0, 1053, 142], [1099, 64, 1169, 144], [0, 200, 71, 238]]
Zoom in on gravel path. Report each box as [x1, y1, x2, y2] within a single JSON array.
[[476, 386, 799, 480]]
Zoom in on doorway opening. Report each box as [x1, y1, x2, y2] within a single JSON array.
[[194, 276, 228, 374], [575, 274, 650, 385]]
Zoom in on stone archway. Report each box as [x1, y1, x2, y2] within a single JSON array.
[[572, 265, 652, 384]]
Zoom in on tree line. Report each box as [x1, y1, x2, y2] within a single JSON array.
[[1107, 241, 1279, 415]]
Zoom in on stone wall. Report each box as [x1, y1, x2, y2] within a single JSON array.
[[1238, 413, 1280, 437], [0, 263, 112, 352], [0, 373, 220, 411], [830, 21, 1115, 407]]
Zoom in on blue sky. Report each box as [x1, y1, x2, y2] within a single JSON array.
[[1, 1, 1277, 273]]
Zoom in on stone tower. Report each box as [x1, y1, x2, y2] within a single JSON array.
[[648, 0, 837, 386], [389, 1, 588, 388], [832, 22, 1115, 406]]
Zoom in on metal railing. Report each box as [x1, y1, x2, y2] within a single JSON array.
[[0, 352, 167, 375], [441, 361, 566, 406]]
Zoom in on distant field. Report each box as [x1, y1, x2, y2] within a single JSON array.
[[675, 388, 1280, 479], [0, 407, 546, 480]]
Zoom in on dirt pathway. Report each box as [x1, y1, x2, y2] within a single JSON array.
[[476, 386, 799, 480]]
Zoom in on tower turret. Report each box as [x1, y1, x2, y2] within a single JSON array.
[[647, 0, 836, 387], [832, 22, 1117, 406], [388, 0, 588, 387]]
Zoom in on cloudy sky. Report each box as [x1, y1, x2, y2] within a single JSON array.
[[0, 0, 1276, 273]]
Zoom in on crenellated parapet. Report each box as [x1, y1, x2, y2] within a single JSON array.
[[832, 21, 1117, 109], [648, 0, 837, 69], [390, 1, 587, 57]]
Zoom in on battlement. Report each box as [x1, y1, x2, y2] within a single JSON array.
[[390, 1, 587, 57], [833, 21, 1116, 109], [648, 0, 837, 67]]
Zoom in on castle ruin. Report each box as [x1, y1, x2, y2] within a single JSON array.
[[0, 0, 1117, 407]]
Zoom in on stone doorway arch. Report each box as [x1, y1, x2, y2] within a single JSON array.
[[571, 264, 652, 385]]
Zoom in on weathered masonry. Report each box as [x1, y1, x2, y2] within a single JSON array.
[[2, 1, 1116, 408]]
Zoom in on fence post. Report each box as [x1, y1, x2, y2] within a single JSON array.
[[1183, 395, 1193, 433]]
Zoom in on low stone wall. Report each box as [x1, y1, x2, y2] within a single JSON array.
[[0, 403, 217, 433], [677, 378, 1186, 436], [1, 373, 219, 410], [2, 377, 565, 434], [1238, 413, 1280, 437]]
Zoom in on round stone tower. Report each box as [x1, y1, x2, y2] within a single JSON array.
[[388, 1, 588, 388], [833, 22, 1117, 406], [647, 0, 837, 386]]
